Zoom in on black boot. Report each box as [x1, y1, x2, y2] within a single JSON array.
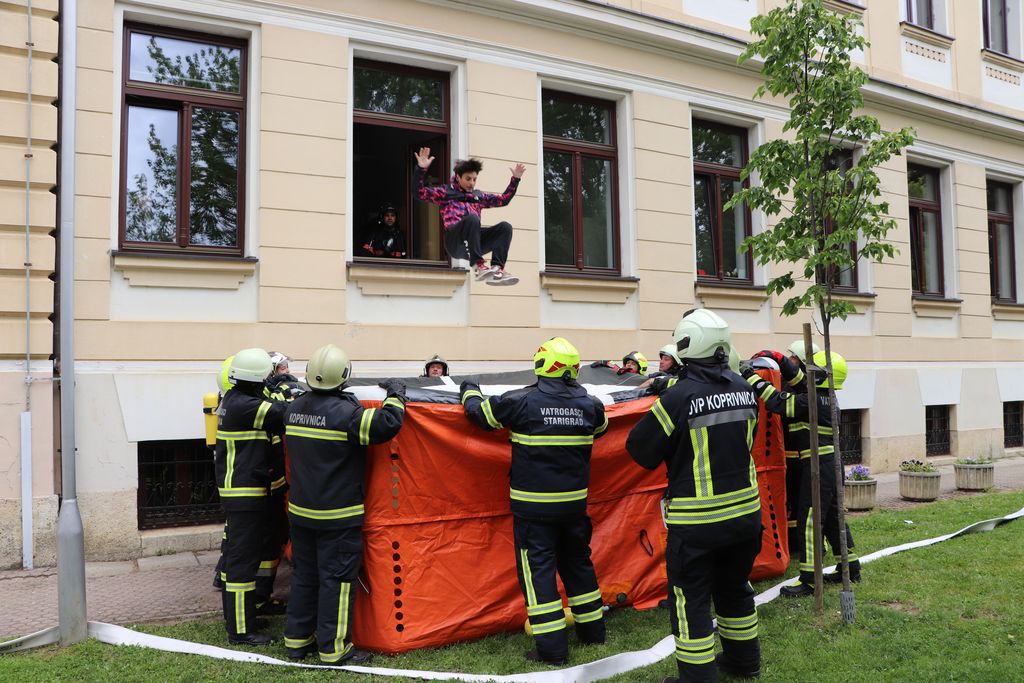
[[336, 648, 374, 665], [780, 581, 814, 598], [228, 631, 275, 646], [287, 643, 317, 662], [526, 649, 568, 666], [716, 652, 761, 678]]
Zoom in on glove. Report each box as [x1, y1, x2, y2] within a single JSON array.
[[590, 360, 612, 369], [649, 376, 671, 396], [378, 379, 407, 404], [739, 361, 757, 380], [459, 380, 482, 402], [616, 365, 637, 376], [752, 349, 785, 364]]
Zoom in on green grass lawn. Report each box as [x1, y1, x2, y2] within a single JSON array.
[[3, 491, 1023, 683]]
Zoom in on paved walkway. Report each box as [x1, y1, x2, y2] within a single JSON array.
[[3, 456, 1024, 640]]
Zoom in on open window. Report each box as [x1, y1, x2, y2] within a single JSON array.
[[352, 60, 450, 263]]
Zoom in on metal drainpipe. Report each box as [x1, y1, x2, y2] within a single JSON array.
[[56, 0, 87, 646], [21, 0, 35, 571]]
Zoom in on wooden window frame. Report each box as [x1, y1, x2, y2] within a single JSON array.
[[352, 59, 451, 264], [983, 0, 1010, 54], [824, 149, 859, 293], [988, 180, 1017, 302], [542, 90, 621, 275], [119, 23, 248, 256], [907, 0, 936, 30], [908, 164, 945, 297], [692, 119, 753, 285]]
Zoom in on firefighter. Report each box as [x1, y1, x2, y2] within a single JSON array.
[[215, 348, 288, 645], [460, 337, 609, 665], [658, 345, 681, 375], [590, 350, 649, 375], [626, 309, 762, 683], [282, 344, 407, 664], [421, 354, 449, 378], [741, 349, 859, 597], [267, 351, 304, 398]]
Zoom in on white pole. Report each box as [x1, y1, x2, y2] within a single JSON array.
[[21, 411, 33, 570]]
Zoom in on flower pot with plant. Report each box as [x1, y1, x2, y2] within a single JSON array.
[[899, 459, 941, 502], [954, 457, 994, 491], [844, 465, 876, 511]]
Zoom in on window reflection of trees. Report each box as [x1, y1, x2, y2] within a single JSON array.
[[354, 67, 443, 120], [125, 35, 241, 247]]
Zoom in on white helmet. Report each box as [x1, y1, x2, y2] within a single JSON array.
[[673, 308, 731, 360], [228, 348, 273, 384], [728, 346, 741, 373], [659, 344, 680, 364], [787, 340, 820, 363]]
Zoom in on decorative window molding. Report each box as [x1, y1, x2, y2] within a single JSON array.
[[911, 294, 961, 318], [899, 22, 955, 50], [824, 0, 866, 15], [693, 281, 768, 311], [992, 301, 1024, 321], [540, 272, 638, 304], [112, 252, 257, 289], [347, 262, 468, 298], [833, 291, 877, 314]]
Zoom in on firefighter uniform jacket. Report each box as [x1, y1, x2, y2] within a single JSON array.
[[461, 377, 609, 519], [215, 388, 287, 511], [284, 389, 406, 529], [627, 359, 761, 540], [745, 374, 834, 459]]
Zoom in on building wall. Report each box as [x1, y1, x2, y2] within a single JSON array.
[[1, 0, 1023, 564], [0, 0, 58, 569]]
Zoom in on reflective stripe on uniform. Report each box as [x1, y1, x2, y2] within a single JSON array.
[[382, 397, 405, 411], [717, 612, 759, 641], [320, 581, 353, 662], [253, 401, 271, 430], [789, 367, 805, 387], [217, 430, 270, 441], [285, 425, 348, 441], [288, 501, 364, 521], [285, 635, 315, 648], [359, 408, 376, 445], [481, 399, 503, 429], [788, 420, 808, 432], [218, 486, 267, 498], [256, 559, 280, 577], [574, 606, 604, 623], [270, 476, 287, 491], [798, 444, 834, 459], [786, 396, 797, 419], [509, 432, 593, 447], [531, 617, 567, 635], [674, 584, 689, 640], [520, 549, 537, 606], [567, 589, 601, 607], [651, 399, 675, 437], [526, 599, 563, 617], [675, 633, 716, 665], [594, 413, 609, 436], [461, 389, 483, 405], [510, 487, 588, 503], [665, 494, 760, 526], [668, 484, 759, 510], [689, 427, 713, 498]]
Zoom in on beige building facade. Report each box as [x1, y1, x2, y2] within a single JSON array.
[[2, 0, 1023, 566]]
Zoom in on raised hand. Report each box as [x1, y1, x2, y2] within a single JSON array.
[[414, 147, 435, 170], [510, 163, 526, 179]]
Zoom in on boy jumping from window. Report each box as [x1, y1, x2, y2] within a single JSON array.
[[414, 146, 525, 286]]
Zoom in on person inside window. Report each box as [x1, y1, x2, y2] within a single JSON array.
[[361, 203, 407, 259]]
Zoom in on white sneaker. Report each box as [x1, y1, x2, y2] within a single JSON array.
[[486, 269, 519, 286], [474, 264, 498, 281]]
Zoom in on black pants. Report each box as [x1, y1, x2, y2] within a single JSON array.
[[221, 507, 268, 636], [284, 523, 363, 663], [513, 515, 605, 662], [443, 214, 512, 268], [666, 519, 761, 683], [796, 456, 858, 583], [255, 490, 289, 604]]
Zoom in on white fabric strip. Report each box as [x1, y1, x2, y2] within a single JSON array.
[[6, 504, 1021, 681]]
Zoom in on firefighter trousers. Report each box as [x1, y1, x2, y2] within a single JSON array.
[[666, 524, 761, 683], [220, 507, 268, 636], [284, 523, 363, 663], [513, 515, 605, 662], [255, 490, 289, 604], [796, 456, 858, 583], [785, 453, 801, 552]]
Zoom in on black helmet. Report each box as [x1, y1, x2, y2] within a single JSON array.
[[422, 354, 449, 377], [379, 203, 398, 222]]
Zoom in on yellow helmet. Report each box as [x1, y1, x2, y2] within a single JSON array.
[[812, 350, 847, 390], [534, 337, 580, 380], [306, 344, 351, 391], [622, 351, 648, 374], [218, 355, 235, 394]]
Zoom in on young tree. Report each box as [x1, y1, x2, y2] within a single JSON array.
[[727, 0, 915, 609]]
